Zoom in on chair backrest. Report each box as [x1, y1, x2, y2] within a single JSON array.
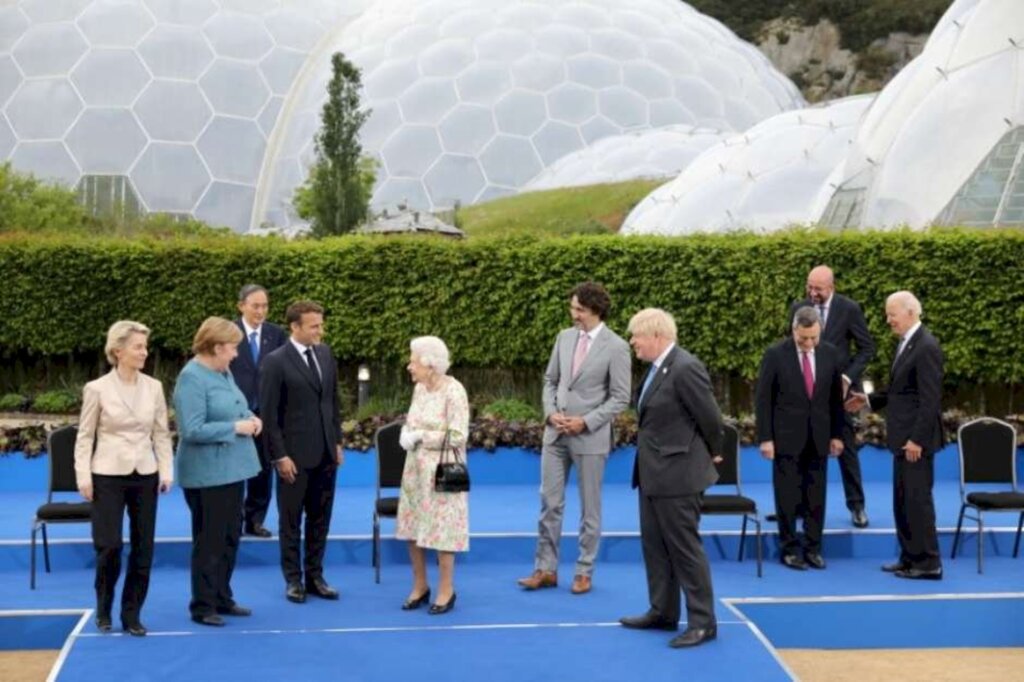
[[713, 423, 741, 489], [47, 424, 80, 499], [375, 420, 407, 493], [958, 417, 1018, 488]]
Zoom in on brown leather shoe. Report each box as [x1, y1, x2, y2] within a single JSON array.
[[517, 570, 557, 590], [570, 575, 592, 595]]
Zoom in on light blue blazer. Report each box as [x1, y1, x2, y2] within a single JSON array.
[[173, 359, 261, 489]]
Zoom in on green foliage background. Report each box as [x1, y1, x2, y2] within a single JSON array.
[[2, 229, 1023, 386]]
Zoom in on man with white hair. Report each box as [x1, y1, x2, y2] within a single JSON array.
[[518, 282, 631, 595], [620, 308, 723, 648], [846, 291, 943, 580]]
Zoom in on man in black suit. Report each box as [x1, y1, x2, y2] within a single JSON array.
[[756, 307, 845, 570], [846, 291, 943, 580], [619, 308, 723, 649], [260, 300, 344, 602], [231, 284, 286, 538], [790, 265, 876, 528]]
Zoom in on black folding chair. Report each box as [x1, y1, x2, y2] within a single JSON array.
[[951, 417, 1024, 574], [31, 424, 93, 589], [373, 420, 407, 584], [700, 423, 763, 577]]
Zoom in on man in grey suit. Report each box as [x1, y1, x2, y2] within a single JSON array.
[[517, 282, 631, 595], [620, 308, 723, 649]]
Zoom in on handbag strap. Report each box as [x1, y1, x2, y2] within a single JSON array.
[[438, 389, 463, 465]]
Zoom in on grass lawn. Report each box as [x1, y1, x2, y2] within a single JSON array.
[[456, 178, 663, 238]]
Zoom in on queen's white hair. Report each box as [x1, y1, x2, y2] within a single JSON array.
[[410, 336, 451, 375]]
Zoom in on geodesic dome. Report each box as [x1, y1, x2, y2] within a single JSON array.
[[622, 94, 873, 235], [819, 0, 1024, 229], [522, 124, 727, 191], [257, 0, 804, 229], [0, 0, 803, 233]]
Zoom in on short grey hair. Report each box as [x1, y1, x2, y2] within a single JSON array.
[[792, 306, 821, 330], [627, 308, 678, 342], [105, 320, 150, 365], [887, 290, 922, 317], [410, 336, 451, 375], [238, 283, 268, 303]]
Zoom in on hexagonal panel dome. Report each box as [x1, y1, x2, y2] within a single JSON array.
[[524, 124, 728, 191], [622, 95, 874, 235], [258, 0, 803, 230]]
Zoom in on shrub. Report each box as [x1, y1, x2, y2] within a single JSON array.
[[31, 390, 81, 414], [0, 393, 29, 411], [480, 398, 542, 422]]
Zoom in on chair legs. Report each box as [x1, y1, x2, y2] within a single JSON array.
[[736, 514, 762, 578], [42, 523, 50, 573], [30, 522, 38, 590], [1014, 512, 1023, 559], [738, 515, 747, 562], [951, 504, 966, 558], [977, 513, 984, 575], [754, 517, 762, 578], [372, 513, 381, 584]]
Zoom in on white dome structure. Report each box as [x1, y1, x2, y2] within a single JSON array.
[[522, 125, 727, 191], [819, 0, 1024, 229], [0, 0, 371, 232], [622, 94, 873, 235], [257, 0, 804, 228]]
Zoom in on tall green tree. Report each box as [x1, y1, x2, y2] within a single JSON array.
[[294, 52, 374, 237]]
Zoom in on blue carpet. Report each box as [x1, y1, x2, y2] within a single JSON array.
[[0, 613, 81, 650]]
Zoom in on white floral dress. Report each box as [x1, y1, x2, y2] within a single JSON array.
[[396, 378, 470, 552]]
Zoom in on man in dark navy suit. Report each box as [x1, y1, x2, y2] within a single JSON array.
[[846, 291, 944, 580], [261, 300, 344, 603], [756, 307, 845, 570], [790, 265, 876, 528], [231, 284, 286, 538]]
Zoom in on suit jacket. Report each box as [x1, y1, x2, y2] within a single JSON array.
[[74, 370, 174, 487], [790, 293, 875, 388], [868, 325, 944, 455], [230, 319, 286, 414], [260, 342, 342, 469], [542, 325, 632, 454], [631, 345, 723, 497], [172, 359, 261, 489], [755, 338, 844, 457]]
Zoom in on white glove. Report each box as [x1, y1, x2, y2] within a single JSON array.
[[399, 426, 423, 451]]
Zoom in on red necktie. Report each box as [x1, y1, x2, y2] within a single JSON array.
[[801, 351, 814, 398]]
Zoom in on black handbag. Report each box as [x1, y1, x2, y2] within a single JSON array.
[[434, 428, 470, 493]]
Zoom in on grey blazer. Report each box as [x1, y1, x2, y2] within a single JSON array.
[[542, 324, 632, 454], [632, 345, 723, 497]]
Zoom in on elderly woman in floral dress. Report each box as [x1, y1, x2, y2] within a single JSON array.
[[396, 336, 470, 615]]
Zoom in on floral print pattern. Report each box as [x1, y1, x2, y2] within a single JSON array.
[[396, 377, 470, 552]]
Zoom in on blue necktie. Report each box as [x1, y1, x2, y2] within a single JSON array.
[[249, 331, 259, 364], [638, 363, 658, 407]]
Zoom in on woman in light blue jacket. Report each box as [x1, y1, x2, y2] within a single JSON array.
[[173, 317, 262, 627]]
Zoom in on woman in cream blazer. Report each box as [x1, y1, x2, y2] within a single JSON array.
[[74, 320, 173, 637]]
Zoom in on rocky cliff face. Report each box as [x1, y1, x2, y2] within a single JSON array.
[[756, 18, 928, 102]]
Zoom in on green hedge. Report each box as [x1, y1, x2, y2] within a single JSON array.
[[2, 229, 1024, 383]]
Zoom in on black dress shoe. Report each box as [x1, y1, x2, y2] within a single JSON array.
[[216, 604, 252, 617], [894, 567, 943, 581], [244, 523, 272, 538], [669, 627, 717, 648], [782, 554, 808, 570], [881, 560, 911, 573], [306, 577, 339, 600], [804, 552, 826, 569], [95, 615, 112, 633], [765, 513, 778, 522], [851, 508, 869, 529], [286, 581, 306, 603], [619, 612, 678, 631], [121, 621, 147, 637], [191, 614, 225, 627], [428, 593, 456, 615], [402, 589, 431, 611]]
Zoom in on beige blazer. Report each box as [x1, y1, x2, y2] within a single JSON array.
[[74, 370, 174, 488]]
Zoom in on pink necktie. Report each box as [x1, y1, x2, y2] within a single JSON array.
[[801, 351, 814, 398], [571, 332, 590, 378]]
